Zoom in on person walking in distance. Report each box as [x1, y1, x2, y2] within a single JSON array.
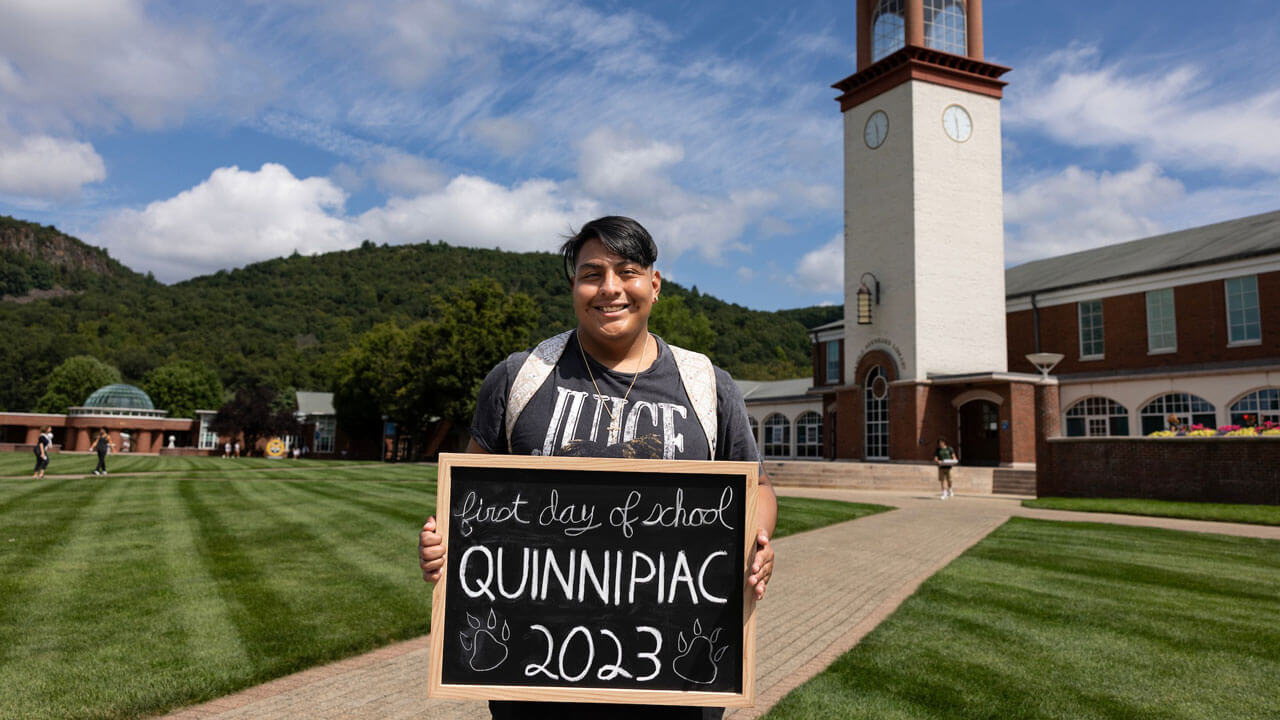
[[93, 429, 114, 476], [32, 425, 52, 479], [935, 438, 959, 499]]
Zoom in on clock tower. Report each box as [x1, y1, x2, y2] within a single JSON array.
[[821, 1, 1049, 467]]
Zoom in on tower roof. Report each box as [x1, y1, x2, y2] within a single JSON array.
[[83, 383, 156, 410]]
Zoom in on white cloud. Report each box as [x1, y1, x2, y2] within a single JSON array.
[[97, 164, 355, 281], [355, 174, 598, 251], [368, 150, 446, 195], [0, 135, 105, 201], [0, 0, 223, 130], [470, 116, 537, 157], [576, 126, 775, 261], [1004, 163, 1185, 265], [792, 233, 843, 294], [1007, 43, 1280, 172]]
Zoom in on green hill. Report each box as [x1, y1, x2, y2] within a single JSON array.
[[0, 215, 840, 412]]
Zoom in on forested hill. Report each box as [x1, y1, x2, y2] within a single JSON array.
[[0, 215, 842, 412]]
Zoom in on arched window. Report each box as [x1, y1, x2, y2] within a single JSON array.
[[872, 0, 905, 62], [1064, 397, 1129, 437], [795, 411, 823, 457], [923, 0, 966, 55], [748, 416, 760, 444], [864, 366, 889, 459], [1140, 393, 1216, 435], [1230, 388, 1280, 426], [763, 413, 791, 457]]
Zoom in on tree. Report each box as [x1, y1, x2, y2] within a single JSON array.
[[410, 278, 539, 426], [332, 321, 414, 437], [210, 385, 299, 454], [142, 361, 223, 418], [649, 295, 715, 355], [34, 355, 122, 412]]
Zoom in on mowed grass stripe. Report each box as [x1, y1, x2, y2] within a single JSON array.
[[0, 477, 153, 719], [178, 478, 327, 675], [0, 478, 114, 662], [284, 478, 435, 527], [243, 481, 432, 632], [765, 519, 1280, 720], [156, 478, 252, 697]]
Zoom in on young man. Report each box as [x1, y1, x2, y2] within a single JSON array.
[[934, 438, 958, 498], [418, 216, 777, 720]]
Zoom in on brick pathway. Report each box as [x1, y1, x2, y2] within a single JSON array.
[[159, 490, 1280, 720]]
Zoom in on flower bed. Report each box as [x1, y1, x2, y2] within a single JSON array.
[[1147, 421, 1280, 437]]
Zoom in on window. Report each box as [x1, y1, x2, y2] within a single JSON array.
[[1078, 300, 1104, 359], [796, 411, 823, 457], [872, 0, 905, 62], [864, 366, 889, 459], [1225, 275, 1261, 344], [1230, 389, 1280, 426], [763, 413, 790, 457], [825, 341, 840, 385], [314, 416, 336, 453], [1140, 393, 1216, 435], [198, 414, 219, 450], [923, 0, 966, 55], [748, 416, 759, 444], [1145, 288, 1176, 353], [1064, 397, 1129, 437]]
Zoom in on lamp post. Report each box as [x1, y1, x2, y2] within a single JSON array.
[[856, 272, 880, 325], [1025, 352, 1064, 380]]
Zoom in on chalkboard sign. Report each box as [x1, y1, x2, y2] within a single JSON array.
[[428, 453, 759, 707]]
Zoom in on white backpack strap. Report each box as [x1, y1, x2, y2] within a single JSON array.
[[668, 344, 718, 459], [506, 330, 574, 452]]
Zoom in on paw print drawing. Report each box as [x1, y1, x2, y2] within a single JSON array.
[[459, 608, 511, 672], [672, 618, 727, 684]]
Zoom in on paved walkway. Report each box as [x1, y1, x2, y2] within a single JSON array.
[[160, 490, 1280, 720]]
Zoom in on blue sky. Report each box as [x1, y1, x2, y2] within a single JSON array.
[[1, 0, 1278, 310]]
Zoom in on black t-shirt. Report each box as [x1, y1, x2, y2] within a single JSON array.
[[96, 436, 110, 454], [470, 332, 756, 720], [35, 434, 49, 456], [471, 333, 758, 464]]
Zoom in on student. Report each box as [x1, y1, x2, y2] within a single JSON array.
[[934, 438, 958, 499], [417, 216, 777, 720], [32, 425, 52, 479], [92, 429, 113, 476]]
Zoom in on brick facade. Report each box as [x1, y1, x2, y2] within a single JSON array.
[[1039, 437, 1280, 504], [1008, 269, 1280, 376]]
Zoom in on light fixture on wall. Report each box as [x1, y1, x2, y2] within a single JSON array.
[[1025, 352, 1064, 380], [856, 272, 880, 325]]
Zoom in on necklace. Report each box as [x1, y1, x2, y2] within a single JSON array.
[[578, 331, 649, 436]]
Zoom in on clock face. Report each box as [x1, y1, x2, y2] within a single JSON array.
[[864, 110, 888, 149], [942, 104, 972, 142]]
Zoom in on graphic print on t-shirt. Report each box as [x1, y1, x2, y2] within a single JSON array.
[[539, 384, 690, 459]]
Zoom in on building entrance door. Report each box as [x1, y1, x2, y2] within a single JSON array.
[[958, 401, 1000, 466]]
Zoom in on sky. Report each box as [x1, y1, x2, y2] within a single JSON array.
[[1, 0, 1278, 310]]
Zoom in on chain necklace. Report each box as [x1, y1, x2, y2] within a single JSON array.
[[578, 331, 650, 436]]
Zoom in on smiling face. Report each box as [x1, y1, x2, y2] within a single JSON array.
[[570, 237, 661, 358]]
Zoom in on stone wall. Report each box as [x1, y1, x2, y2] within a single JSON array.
[[1040, 437, 1280, 504]]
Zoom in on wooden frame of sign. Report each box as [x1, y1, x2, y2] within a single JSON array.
[[428, 453, 759, 708]]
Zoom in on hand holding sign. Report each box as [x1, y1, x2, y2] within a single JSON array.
[[747, 529, 773, 600], [419, 516, 445, 583]]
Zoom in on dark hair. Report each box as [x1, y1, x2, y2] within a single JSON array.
[[559, 216, 658, 282]]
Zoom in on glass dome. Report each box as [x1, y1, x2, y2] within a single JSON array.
[[83, 384, 156, 410]]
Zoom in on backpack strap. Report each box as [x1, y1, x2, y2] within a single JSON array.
[[668, 345, 718, 459], [506, 331, 718, 458], [506, 329, 574, 452]]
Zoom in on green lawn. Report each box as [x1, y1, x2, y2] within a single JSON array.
[[0, 450, 378, 477], [1024, 496, 1280, 526], [765, 518, 1280, 719], [0, 464, 878, 719], [773, 495, 891, 539]]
